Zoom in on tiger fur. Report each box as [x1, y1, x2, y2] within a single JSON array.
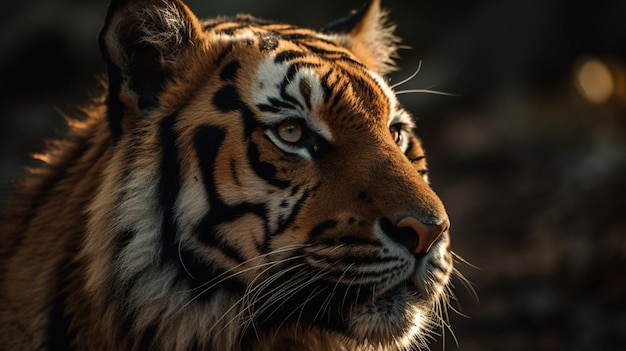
[[0, 0, 454, 350]]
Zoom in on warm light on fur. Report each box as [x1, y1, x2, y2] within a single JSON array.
[[0, 1, 454, 350]]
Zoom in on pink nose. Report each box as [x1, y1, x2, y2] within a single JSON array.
[[396, 216, 449, 254]]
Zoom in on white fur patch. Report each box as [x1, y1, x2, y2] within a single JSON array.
[[174, 174, 210, 237], [114, 167, 164, 281]]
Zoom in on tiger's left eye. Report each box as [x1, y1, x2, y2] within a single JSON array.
[[277, 120, 304, 143], [390, 124, 402, 144]]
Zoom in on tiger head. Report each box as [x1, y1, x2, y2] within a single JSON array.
[[89, 0, 453, 349]]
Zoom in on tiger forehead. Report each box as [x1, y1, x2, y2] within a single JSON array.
[[202, 15, 325, 43], [201, 17, 395, 129], [201, 16, 314, 52]]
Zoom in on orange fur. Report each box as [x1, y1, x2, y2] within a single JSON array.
[[0, 1, 452, 350]]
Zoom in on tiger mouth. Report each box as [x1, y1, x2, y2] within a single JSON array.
[[336, 281, 435, 349], [369, 284, 416, 310], [247, 244, 449, 347], [355, 283, 418, 314], [251, 277, 421, 321], [352, 282, 423, 318]]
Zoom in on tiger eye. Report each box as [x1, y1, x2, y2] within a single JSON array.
[[277, 120, 303, 143], [390, 125, 402, 144]]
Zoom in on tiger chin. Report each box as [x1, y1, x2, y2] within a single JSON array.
[[0, 0, 454, 350]]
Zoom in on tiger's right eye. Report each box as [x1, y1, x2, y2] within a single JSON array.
[[276, 120, 304, 143]]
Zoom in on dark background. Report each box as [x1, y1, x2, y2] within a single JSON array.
[[2, 0, 625, 350]]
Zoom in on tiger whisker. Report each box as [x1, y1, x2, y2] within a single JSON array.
[[272, 285, 326, 339], [244, 262, 308, 310], [341, 275, 357, 308], [447, 301, 471, 320], [181, 257, 288, 307], [253, 266, 329, 324], [235, 262, 313, 331], [452, 267, 479, 303], [214, 262, 310, 339], [178, 238, 196, 280], [252, 266, 332, 339], [251, 269, 312, 320], [390, 60, 422, 89], [239, 261, 308, 315], [395, 88, 460, 97], [336, 263, 356, 322], [439, 287, 460, 349], [451, 250, 480, 270], [313, 286, 334, 325], [432, 295, 445, 350], [176, 244, 308, 294], [176, 252, 307, 316]]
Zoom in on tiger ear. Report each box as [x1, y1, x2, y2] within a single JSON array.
[[322, 0, 399, 75], [99, 0, 202, 135]]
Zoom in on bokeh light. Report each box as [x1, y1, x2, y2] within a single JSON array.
[[574, 57, 615, 104]]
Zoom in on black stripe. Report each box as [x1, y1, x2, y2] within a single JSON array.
[[158, 114, 182, 263], [137, 323, 159, 350], [213, 85, 242, 113], [279, 33, 317, 41], [319, 69, 334, 104], [256, 103, 280, 113], [274, 185, 316, 236], [177, 247, 247, 295], [212, 85, 257, 136], [47, 254, 80, 350], [300, 43, 359, 64], [196, 202, 267, 264], [229, 158, 241, 186], [281, 33, 338, 47], [193, 125, 226, 225], [350, 75, 379, 105], [215, 24, 251, 35], [220, 60, 240, 82], [299, 79, 313, 111], [153, 115, 229, 289], [279, 64, 304, 109], [329, 81, 348, 114], [290, 184, 301, 197], [194, 126, 269, 264], [47, 292, 76, 350], [274, 50, 306, 63], [298, 42, 369, 73], [309, 219, 338, 238], [266, 97, 296, 110], [216, 43, 235, 65], [263, 190, 309, 253], [114, 228, 136, 261], [105, 63, 124, 140], [117, 305, 137, 346], [212, 85, 291, 188], [202, 21, 223, 31], [292, 61, 322, 71], [247, 141, 291, 189]]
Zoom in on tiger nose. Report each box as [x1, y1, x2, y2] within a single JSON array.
[[396, 216, 449, 254]]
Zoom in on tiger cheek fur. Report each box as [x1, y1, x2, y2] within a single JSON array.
[[0, 0, 454, 351]]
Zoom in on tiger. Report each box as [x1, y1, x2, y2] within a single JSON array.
[[0, 0, 455, 350]]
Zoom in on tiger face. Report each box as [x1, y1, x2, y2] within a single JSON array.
[[0, 0, 453, 350]]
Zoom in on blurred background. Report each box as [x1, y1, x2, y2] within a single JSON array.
[[1, 0, 625, 350]]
